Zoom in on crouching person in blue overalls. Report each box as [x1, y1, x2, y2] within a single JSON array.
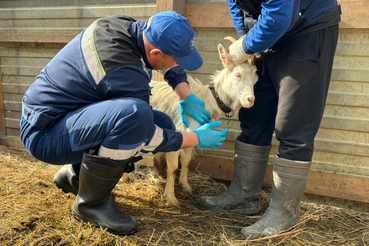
[[20, 11, 228, 235]]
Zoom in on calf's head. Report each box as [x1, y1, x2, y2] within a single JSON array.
[[213, 37, 258, 111]]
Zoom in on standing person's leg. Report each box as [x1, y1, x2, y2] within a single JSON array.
[[198, 52, 278, 214], [241, 24, 339, 239]]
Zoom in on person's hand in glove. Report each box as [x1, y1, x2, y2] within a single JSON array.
[[229, 36, 252, 65], [194, 121, 228, 149], [159, 65, 210, 127], [179, 93, 211, 127]]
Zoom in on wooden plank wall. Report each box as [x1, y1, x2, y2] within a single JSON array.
[[184, 1, 369, 203], [0, 66, 5, 136], [0, 0, 156, 147], [186, 28, 369, 177], [0, 0, 368, 202]]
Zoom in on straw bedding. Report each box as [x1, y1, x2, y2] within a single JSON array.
[[0, 145, 368, 246]]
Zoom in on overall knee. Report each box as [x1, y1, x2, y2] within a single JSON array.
[[153, 110, 175, 131], [161, 116, 175, 131], [113, 98, 153, 131]]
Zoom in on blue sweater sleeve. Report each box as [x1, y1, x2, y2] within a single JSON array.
[[228, 0, 248, 37], [243, 0, 300, 54]]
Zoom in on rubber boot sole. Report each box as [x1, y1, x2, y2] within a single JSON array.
[[73, 209, 138, 235]]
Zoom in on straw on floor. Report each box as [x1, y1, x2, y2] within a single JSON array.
[[0, 145, 368, 246]]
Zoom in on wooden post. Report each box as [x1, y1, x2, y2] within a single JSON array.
[[0, 67, 5, 137], [152, 70, 164, 82], [154, 0, 186, 81], [156, 0, 186, 16]]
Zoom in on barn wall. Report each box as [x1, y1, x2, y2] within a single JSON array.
[[0, 0, 368, 202], [0, 0, 156, 142], [186, 27, 369, 177], [183, 1, 369, 203]]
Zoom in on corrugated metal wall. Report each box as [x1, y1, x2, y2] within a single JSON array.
[[1, 1, 368, 179], [186, 27, 369, 177]]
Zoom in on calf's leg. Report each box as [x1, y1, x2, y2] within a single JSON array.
[[164, 151, 180, 207], [179, 148, 193, 194]]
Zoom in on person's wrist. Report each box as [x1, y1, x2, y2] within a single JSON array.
[[175, 82, 192, 100], [180, 93, 194, 103], [193, 131, 201, 148], [181, 132, 200, 148], [236, 37, 246, 55]]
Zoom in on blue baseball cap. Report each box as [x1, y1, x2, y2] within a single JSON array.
[[144, 11, 203, 71]]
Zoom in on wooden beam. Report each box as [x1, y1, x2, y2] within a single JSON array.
[[190, 155, 235, 181], [152, 70, 164, 82], [157, 0, 186, 16], [186, 1, 369, 29], [0, 136, 24, 149], [0, 33, 74, 44], [0, 67, 5, 137], [190, 154, 369, 204], [0, 1, 366, 44]]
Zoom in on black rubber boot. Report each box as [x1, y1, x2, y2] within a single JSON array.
[[53, 164, 81, 196], [72, 152, 137, 235], [197, 140, 271, 215], [241, 155, 311, 239]]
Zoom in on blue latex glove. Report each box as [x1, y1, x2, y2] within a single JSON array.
[[179, 93, 211, 127], [194, 121, 229, 149]]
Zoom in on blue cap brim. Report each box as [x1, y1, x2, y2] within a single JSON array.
[[175, 46, 203, 71]]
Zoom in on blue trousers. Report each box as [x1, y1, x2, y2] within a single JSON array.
[[20, 98, 176, 165]]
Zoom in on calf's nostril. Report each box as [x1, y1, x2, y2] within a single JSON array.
[[247, 96, 255, 105]]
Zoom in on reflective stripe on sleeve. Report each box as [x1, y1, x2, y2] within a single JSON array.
[[81, 20, 106, 85]]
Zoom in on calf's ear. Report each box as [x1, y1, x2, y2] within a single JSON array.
[[218, 43, 235, 71]]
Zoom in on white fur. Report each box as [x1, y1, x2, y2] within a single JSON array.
[[150, 44, 258, 207]]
